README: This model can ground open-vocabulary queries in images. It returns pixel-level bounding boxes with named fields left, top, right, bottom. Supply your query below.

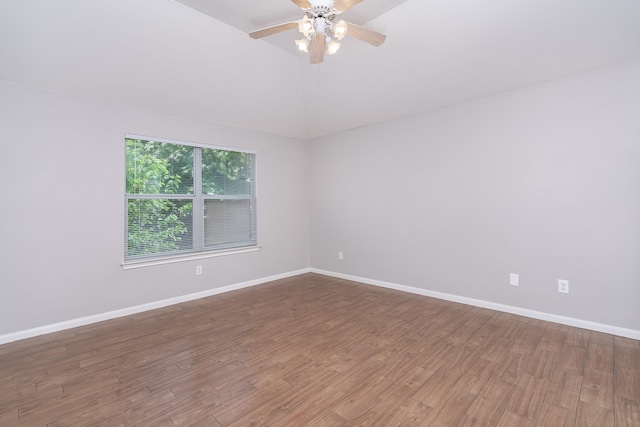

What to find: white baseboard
left=0, top=268, right=311, bottom=346
left=311, top=268, right=640, bottom=340
left=3, top=267, right=637, bottom=345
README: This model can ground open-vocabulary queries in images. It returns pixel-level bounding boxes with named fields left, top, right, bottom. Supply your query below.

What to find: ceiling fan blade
left=290, top=0, right=311, bottom=9
left=310, top=34, right=325, bottom=64
left=249, top=22, right=298, bottom=39
left=345, top=22, right=386, bottom=46
left=333, top=0, right=365, bottom=13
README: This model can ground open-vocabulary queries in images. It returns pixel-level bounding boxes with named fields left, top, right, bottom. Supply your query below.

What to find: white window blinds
left=125, top=136, right=256, bottom=262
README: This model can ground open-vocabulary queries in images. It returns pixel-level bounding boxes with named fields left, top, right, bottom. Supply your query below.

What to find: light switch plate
left=510, top=273, right=519, bottom=287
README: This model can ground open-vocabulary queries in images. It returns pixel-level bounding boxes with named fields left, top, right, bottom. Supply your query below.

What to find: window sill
left=121, top=245, right=262, bottom=270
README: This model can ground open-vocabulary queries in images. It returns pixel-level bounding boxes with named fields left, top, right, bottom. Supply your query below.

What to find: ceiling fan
left=249, top=0, right=386, bottom=64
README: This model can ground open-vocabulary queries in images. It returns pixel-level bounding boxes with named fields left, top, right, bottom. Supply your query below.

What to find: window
left=124, top=135, right=256, bottom=263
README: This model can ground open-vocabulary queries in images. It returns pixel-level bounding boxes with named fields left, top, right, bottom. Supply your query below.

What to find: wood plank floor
left=1, top=273, right=639, bottom=426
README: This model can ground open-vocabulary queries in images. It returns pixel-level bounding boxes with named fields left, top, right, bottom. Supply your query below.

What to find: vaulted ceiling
left=1, top=0, right=639, bottom=139
left=172, top=0, right=409, bottom=56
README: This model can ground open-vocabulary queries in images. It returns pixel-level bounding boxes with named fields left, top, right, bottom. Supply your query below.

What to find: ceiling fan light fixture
left=295, top=37, right=310, bottom=52
left=327, top=40, right=340, bottom=55
left=332, top=19, right=348, bottom=40
left=248, top=0, right=387, bottom=64
left=298, top=15, right=315, bottom=37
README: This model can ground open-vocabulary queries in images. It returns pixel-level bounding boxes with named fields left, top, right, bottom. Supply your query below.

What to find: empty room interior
left=1, top=0, right=639, bottom=425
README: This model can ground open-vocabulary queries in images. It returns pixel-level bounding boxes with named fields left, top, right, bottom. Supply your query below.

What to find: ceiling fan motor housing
left=308, top=0, right=335, bottom=9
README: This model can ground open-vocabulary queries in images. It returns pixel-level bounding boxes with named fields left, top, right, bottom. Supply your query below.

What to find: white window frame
left=122, top=134, right=259, bottom=269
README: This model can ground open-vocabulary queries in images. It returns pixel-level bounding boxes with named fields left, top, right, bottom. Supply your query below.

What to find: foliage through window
left=125, top=136, right=256, bottom=262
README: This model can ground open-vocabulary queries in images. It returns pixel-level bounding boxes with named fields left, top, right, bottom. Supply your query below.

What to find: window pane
left=127, top=199, right=193, bottom=258
left=204, top=199, right=254, bottom=248
left=201, top=149, right=253, bottom=195
left=126, top=138, right=193, bottom=195
left=124, top=135, right=257, bottom=263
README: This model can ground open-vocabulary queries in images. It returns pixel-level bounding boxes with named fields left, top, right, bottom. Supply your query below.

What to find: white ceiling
left=172, top=0, right=409, bottom=56
left=1, top=0, right=639, bottom=140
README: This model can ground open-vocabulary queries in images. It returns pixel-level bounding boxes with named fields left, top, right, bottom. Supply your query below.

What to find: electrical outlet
left=338, top=252, right=344, bottom=260
left=558, top=279, right=569, bottom=294
left=196, top=265, right=202, bottom=275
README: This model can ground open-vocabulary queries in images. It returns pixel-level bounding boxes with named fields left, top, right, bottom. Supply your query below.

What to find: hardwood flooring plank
left=227, top=371, right=343, bottom=426
left=494, top=351, right=531, bottom=384
left=269, top=386, right=346, bottom=426
left=545, top=368, right=583, bottom=411
left=496, top=410, right=536, bottom=427
left=615, top=396, right=640, bottom=427
left=615, top=336, right=640, bottom=403
left=557, top=344, right=587, bottom=374
left=534, top=402, right=569, bottom=427
left=536, top=328, right=567, bottom=353
left=565, top=327, right=591, bottom=349
left=332, top=375, right=394, bottom=420
left=378, top=365, right=436, bottom=404
left=212, top=379, right=293, bottom=426
left=525, top=348, right=560, bottom=381
left=420, top=387, right=476, bottom=426
left=0, top=273, right=638, bottom=426
left=0, top=407, right=18, bottom=426
left=580, top=367, right=614, bottom=410
left=412, top=365, right=464, bottom=408
left=505, top=374, right=549, bottom=421
left=304, top=410, right=349, bottom=427
left=464, top=376, right=515, bottom=425
left=511, top=324, right=545, bottom=356
left=454, top=357, right=495, bottom=395
left=586, top=342, right=614, bottom=373
left=575, top=400, right=615, bottom=427
left=380, top=398, right=434, bottom=426
left=337, top=397, right=401, bottom=426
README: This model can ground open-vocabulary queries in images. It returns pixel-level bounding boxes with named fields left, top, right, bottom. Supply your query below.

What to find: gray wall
left=0, top=81, right=310, bottom=336
left=2, top=58, right=639, bottom=338
left=310, top=59, right=640, bottom=331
